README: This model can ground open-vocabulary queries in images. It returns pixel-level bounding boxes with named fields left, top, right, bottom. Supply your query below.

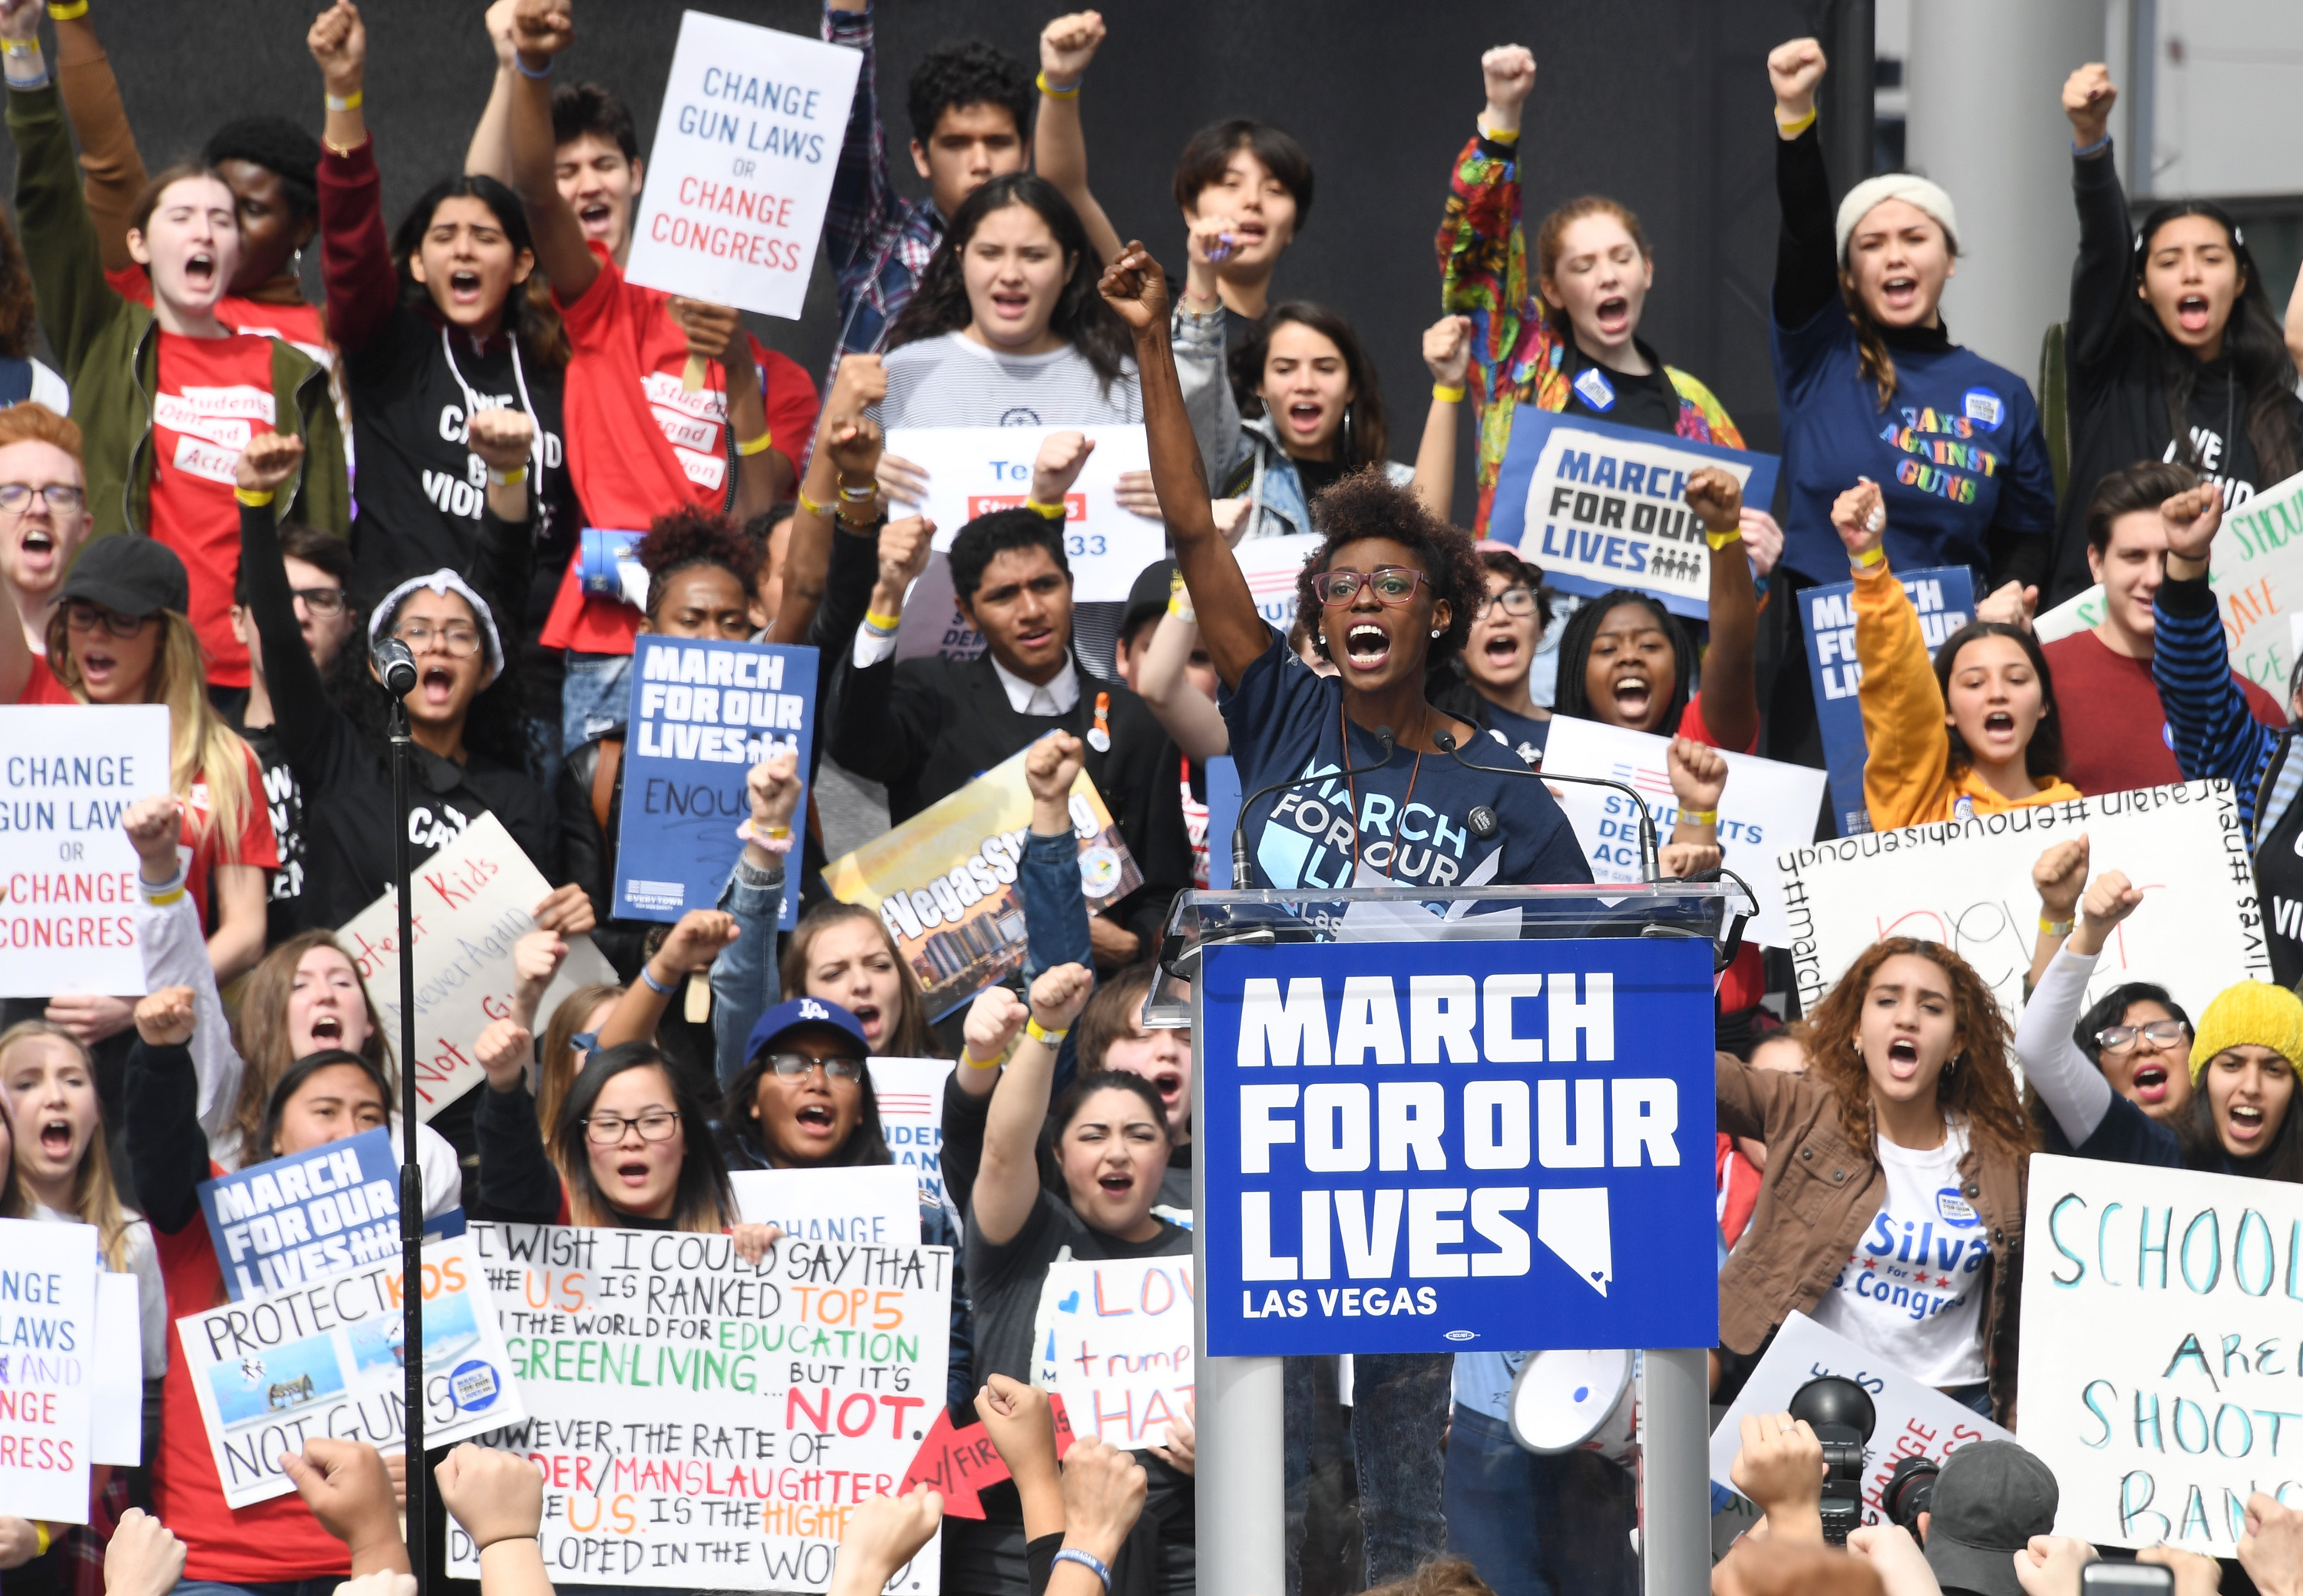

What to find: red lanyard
left=1339, top=702, right=1420, bottom=882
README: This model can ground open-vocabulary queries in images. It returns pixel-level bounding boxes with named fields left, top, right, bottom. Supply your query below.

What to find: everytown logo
left=1221, top=971, right=1679, bottom=1324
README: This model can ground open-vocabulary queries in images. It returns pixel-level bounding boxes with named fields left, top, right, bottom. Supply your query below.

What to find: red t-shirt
left=107, top=265, right=331, bottom=368
left=147, top=332, right=280, bottom=688
left=154, top=1208, right=353, bottom=1582
left=540, top=245, right=818, bottom=655
left=2042, top=627, right=2285, bottom=797
left=183, top=743, right=280, bottom=928
left=15, top=653, right=74, bottom=703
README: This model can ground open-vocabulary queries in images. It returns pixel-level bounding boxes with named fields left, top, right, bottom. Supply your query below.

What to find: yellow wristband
left=1167, top=589, right=1196, bottom=623
left=735, top=429, right=774, bottom=458
left=32, top=1522, right=51, bottom=1558
left=1680, top=808, right=1719, bottom=828
left=1776, top=106, right=1817, bottom=137
left=1478, top=119, right=1520, bottom=144
left=864, top=609, right=901, bottom=635
left=1704, top=527, right=1743, bottom=553
left=234, top=486, right=275, bottom=507
left=47, top=1, right=88, bottom=18
left=1851, top=544, right=1886, bottom=570
left=2, top=38, right=35, bottom=54
left=325, top=90, right=362, bottom=111
left=1026, top=1017, right=1068, bottom=1048
left=1036, top=70, right=1080, bottom=100
left=144, top=886, right=187, bottom=906
left=961, top=1046, right=1002, bottom=1071
left=1024, top=498, right=1068, bottom=520
left=796, top=489, right=831, bottom=518
left=1432, top=382, right=1466, bottom=404
left=2040, top=917, right=2073, bottom=937
left=487, top=464, right=527, bottom=487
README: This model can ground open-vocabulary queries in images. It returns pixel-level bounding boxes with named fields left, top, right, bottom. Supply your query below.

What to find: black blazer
left=829, top=645, right=1192, bottom=954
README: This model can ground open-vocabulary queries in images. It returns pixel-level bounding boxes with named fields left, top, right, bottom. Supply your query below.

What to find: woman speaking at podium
left=1099, top=243, right=1590, bottom=900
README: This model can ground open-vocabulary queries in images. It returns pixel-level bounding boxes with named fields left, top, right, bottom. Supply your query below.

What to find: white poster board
left=883, top=426, right=1160, bottom=602
left=1540, top=715, right=1826, bottom=949
left=175, top=1234, right=522, bottom=1508
left=868, top=1056, right=957, bottom=1213
left=1707, top=1310, right=2013, bottom=1524
left=335, top=814, right=616, bottom=1119
left=1776, top=779, right=2265, bottom=1023
left=0, top=704, right=170, bottom=997
left=1232, top=534, right=1324, bottom=631
left=1032, top=1257, right=1194, bottom=1452
left=894, top=554, right=986, bottom=665
left=0, top=1218, right=98, bottom=1521
left=90, top=1271, right=143, bottom=1466
left=622, top=12, right=862, bottom=319
left=2016, top=1152, right=2303, bottom=1552
left=731, top=1165, right=920, bottom=1244
left=454, top=1223, right=950, bottom=1591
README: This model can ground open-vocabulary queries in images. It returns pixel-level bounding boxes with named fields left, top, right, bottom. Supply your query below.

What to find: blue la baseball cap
left=745, top=996, right=871, bottom=1063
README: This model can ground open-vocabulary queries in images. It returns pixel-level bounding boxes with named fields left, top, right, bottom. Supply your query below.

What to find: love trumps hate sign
left=454, top=1224, right=952, bottom=1591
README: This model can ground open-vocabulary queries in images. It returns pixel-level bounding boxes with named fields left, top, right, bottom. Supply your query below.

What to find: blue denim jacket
left=710, top=856, right=786, bottom=1093
left=1019, top=825, right=1092, bottom=1089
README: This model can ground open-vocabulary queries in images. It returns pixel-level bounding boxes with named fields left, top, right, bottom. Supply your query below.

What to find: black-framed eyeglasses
left=583, top=1109, right=681, bottom=1145
left=1314, top=567, right=1426, bottom=608
left=2095, top=1019, right=2188, bottom=1054
left=394, top=620, right=482, bottom=657
left=0, top=483, right=84, bottom=514
left=766, top=1052, right=866, bottom=1082
left=292, top=586, right=348, bottom=617
left=65, top=602, right=152, bottom=637
left=1475, top=587, right=1538, bottom=618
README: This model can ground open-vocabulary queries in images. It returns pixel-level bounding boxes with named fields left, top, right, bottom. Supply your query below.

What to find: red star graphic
left=1862, top=1257, right=1880, bottom=1272
left=1935, top=1275, right=1952, bottom=1288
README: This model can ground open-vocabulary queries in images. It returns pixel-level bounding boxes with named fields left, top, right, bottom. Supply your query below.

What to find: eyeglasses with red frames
left=1313, top=567, right=1428, bottom=607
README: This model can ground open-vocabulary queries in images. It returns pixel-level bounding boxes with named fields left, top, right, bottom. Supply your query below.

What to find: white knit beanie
left=367, top=569, right=506, bottom=688
left=1835, top=173, right=1960, bottom=260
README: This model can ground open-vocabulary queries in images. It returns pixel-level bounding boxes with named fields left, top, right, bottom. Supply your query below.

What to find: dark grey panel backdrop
left=21, top=0, right=1837, bottom=505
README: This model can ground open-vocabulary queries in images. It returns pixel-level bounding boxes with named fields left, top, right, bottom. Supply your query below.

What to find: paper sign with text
left=1777, top=780, right=2265, bottom=1024
left=883, top=426, right=1159, bottom=603
left=822, top=745, right=1140, bottom=1021
left=1233, top=534, right=1323, bottom=630
left=615, top=635, right=818, bottom=927
left=2017, top=1153, right=2303, bottom=1552
left=454, top=1223, right=950, bottom=1591
left=1033, top=1257, right=1194, bottom=1452
left=336, top=814, right=616, bottom=1119
left=732, top=1165, right=920, bottom=1247
left=1539, top=716, right=1826, bottom=949
left=1485, top=411, right=1779, bottom=621
left=200, top=1127, right=402, bottom=1300
left=1799, top=567, right=1974, bottom=837
left=0, top=1218, right=97, bottom=1521
left=623, top=12, right=861, bottom=319
left=869, top=1057, right=957, bottom=1212
left=90, top=1271, right=140, bottom=1466
left=176, top=1234, right=520, bottom=1508
left=1707, top=1310, right=2011, bottom=1523
left=0, top=704, right=170, bottom=997
left=894, top=554, right=984, bottom=666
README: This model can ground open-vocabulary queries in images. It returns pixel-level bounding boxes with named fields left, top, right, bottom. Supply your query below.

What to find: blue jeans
left=1442, top=1406, right=1638, bottom=1596
left=561, top=649, right=632, bottom=757
left=1285, top=1353, right=1452, bottom=1591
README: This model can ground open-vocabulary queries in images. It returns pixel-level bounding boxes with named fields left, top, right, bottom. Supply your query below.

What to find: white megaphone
left=1507, top=1347, right=1637, bottom=1463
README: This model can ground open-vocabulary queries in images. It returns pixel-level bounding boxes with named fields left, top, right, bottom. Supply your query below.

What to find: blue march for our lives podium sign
left=1799, top=567, right=1973, bottom=837
left=615, top=635, right=818, bottom=927
left=1199, top=937, right=1719, bottom=1356
left=1485, top=410, right=1779, bottom=623
left=199, top=1128, right=462, bottom=1300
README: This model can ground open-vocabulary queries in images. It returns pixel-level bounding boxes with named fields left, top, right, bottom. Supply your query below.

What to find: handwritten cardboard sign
left=1776, top=779, right=2265, bottom=1023
left=0, top=704, right=170, bottom=997
left=176, top=1234, right=521, bottom=1508
left=623, top=12, right=861, bottom=319
left=335, top=815, right=616, bottom=1120
left=1033, top=1257, right=1194, bottom=1452
left=901, top=1394, right=1076, bottom=1519
left=455, top=1223, right=950, bottom=1591
left=0, top=1218, right=98, bottom=1521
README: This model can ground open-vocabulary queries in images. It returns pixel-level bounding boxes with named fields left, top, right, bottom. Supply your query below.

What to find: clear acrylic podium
left=1154, top=882, right=1743, bottom=1596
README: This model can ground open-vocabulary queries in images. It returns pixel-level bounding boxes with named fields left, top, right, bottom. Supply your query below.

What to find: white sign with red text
left=884, top=427, right=1159, bottom=603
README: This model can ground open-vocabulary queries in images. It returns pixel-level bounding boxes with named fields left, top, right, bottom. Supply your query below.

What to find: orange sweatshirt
left=1853, top=561, right=2081, bottom=828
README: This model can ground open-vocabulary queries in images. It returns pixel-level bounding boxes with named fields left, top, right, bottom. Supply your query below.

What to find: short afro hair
left=904, top=39, right=1034, bottom=150
left=552, top=82, right=639, bottom=164
left=1293, top=471, right=1483, bottom=667
left=202, top=117, right=320, bottom=222
left=949, top=507, right=1069, bottom=605
left=638, top=507, right=762, bottom=623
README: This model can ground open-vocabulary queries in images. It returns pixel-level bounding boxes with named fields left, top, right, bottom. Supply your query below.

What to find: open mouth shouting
left=1593, top=294, right=1631, bottom=339
left=1482, top=631, right=1525, bottom=672
left=15, top=524, right=57, bottom=576
left=183, top=249, right=217, bottom=295
left=578, top=200, right=615, bottom=237
left=1096, top=1167, right=1136, bottom=1200
left=791, top=1100, right=839, bottom=1142
left=1343, top=621, right=1390, bottom=673
left=1878, top=273, right=1920, bottom=315
left=2176, top=293, right=2212, bottom=334
left=2130, top=1060, right=2171, bottom=1105
left=309, top=1013, right=345, bottom=1046
left=1151, top=1069, right=1183, bottom=1112
left=1885, top=1036, right=1921, bottom=1082
left=2227, top=1100, right=2268, bottom=1145
left=38, top=1115, right=74, bottom=1163
left=849, top=1002, right=883, bottom=1046
left=78, top=640, right=121, bottom=690
left=448, top=269, right=485, bottom=307
left=1979, top=709, right=2017, bottom=748
left=988, top=287, right=1033, bottom=324
left=613, top=1155, right=654, bottom=1191
left=418, top=662, right=455, bottom=708
left=1611, top=671, right=1653, bottom=722
left=1284, top=399, right=1327, bottom=441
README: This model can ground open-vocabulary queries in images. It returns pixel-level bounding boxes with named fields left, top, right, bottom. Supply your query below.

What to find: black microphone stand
left=1430, top=729, right=1660, bottom=882
left=382, top=644, right=426, bottom=1585
left=1229, top=725, right=1396, bottom=888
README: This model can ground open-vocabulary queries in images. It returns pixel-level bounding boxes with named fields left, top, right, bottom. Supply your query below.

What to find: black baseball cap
left=1921, top=1440, right=2060, bottom=1596
left=1121, top=558, right=1179, bottom=646
left=59, top=537, right=189, bottom=619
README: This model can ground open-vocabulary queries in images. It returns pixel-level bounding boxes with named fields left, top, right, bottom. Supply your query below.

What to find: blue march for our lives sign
left=1799, top=567, right=1973, bottom=838
left=1198, top=937, right=1718, bottom=1356
left=201, top=1128, right=405, bottom=1300
left=615, top=635, right=818, bottom=927
left=1485, top=410, right=1779, bottom=623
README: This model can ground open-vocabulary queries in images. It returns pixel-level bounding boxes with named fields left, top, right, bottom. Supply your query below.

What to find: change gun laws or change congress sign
left=623, top=12, right=861, bottom=319
left=1483, top=411, right=1779, bottom=622
left=1198, top=937, right=1719, bottom=1356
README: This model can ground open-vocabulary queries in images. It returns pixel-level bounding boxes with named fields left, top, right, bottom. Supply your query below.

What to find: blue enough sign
left=1198, top=937, right=1719, bottom=1355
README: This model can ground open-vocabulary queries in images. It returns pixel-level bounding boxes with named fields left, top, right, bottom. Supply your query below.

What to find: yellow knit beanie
left=2188, top=980, right=2303, bottom=1082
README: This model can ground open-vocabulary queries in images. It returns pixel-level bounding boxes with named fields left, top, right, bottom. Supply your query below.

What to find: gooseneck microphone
left=1430, top=728, right=1660, bottom=884
left=373, top=636, right=418, bottom=697
left=1230, top=723, right=1397, bottom=889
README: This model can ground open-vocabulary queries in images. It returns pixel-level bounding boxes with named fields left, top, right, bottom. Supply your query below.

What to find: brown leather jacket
left=1716, top=1052, right=2027, bottom=1423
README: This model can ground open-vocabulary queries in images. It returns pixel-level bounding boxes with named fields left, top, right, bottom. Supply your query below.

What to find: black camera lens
left=1884, top=1455, right=1941, bottom=1538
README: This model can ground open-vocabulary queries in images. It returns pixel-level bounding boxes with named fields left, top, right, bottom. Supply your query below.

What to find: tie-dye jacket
left=1437, top=132, right=1743, bottom=534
